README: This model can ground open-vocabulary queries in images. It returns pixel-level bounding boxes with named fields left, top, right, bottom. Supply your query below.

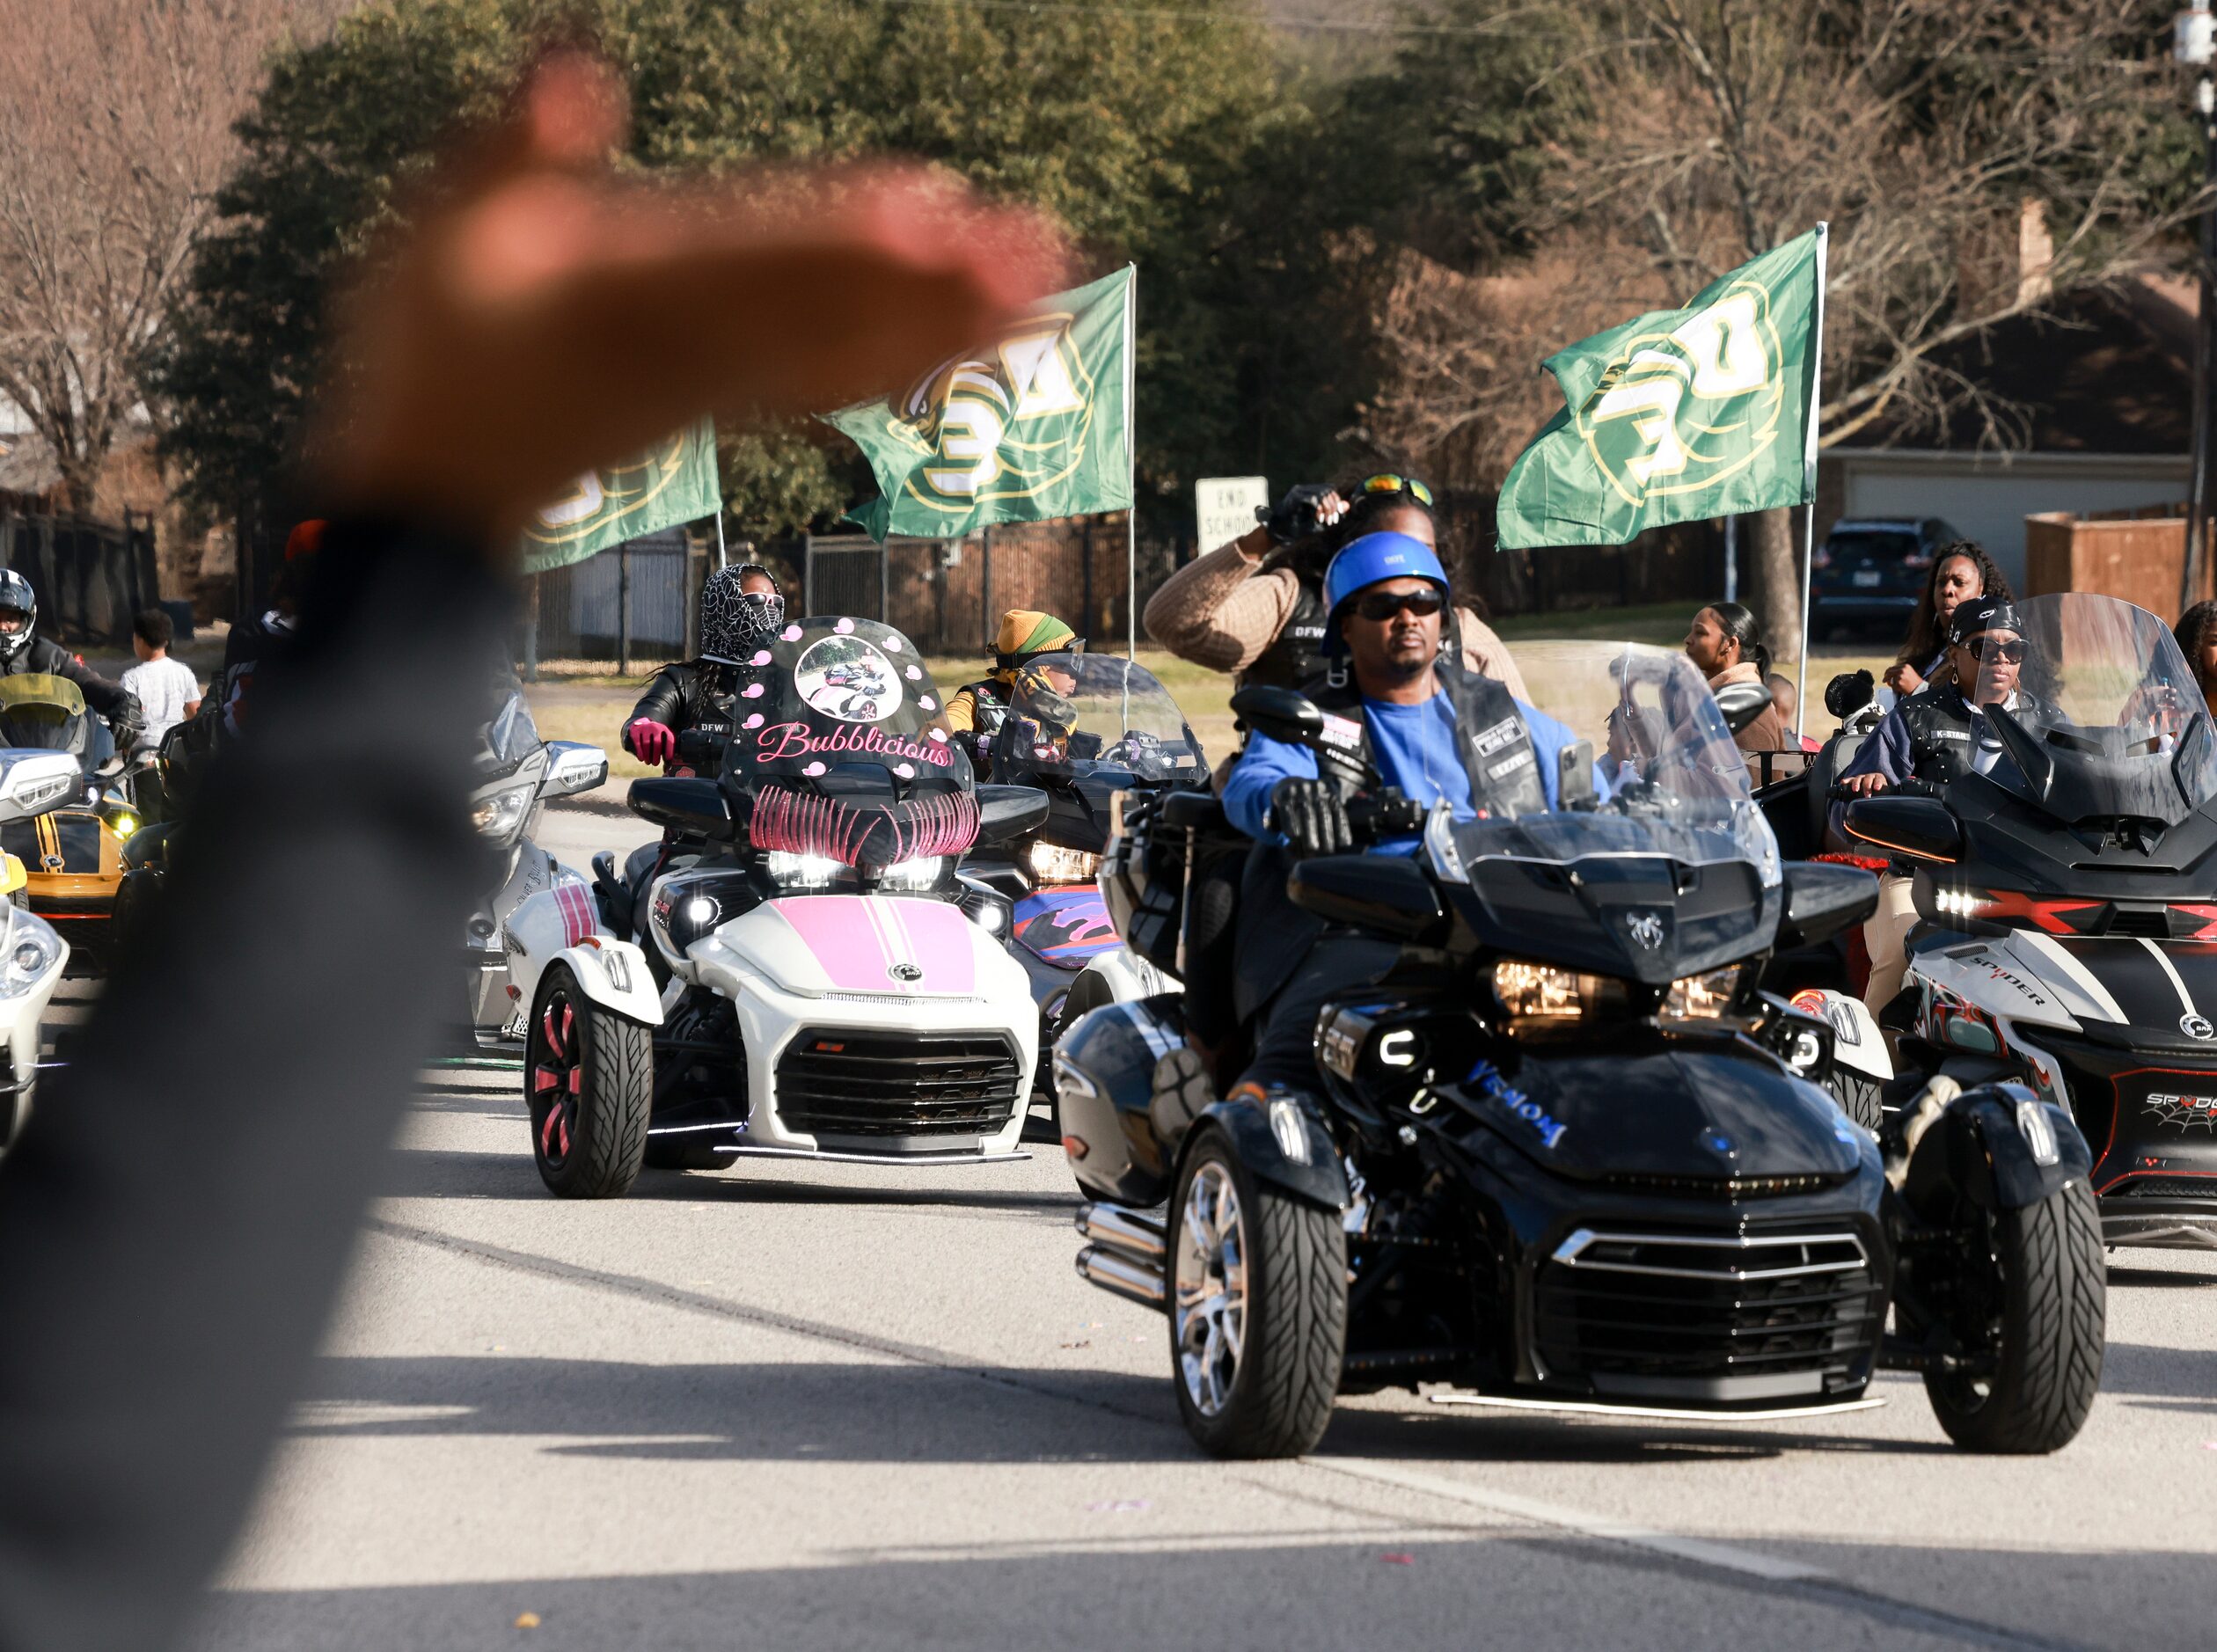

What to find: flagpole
left=714, top=510, right=728, bottom=572
left=1796, top=223, right=1829, bottom=740
left=1123, top=263, right=1138, bottom=662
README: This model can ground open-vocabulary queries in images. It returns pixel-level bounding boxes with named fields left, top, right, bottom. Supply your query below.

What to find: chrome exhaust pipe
left=1076, top=1245, right=1165, bottom=1310
left=1075, top=1202, right=1166, bottom=1261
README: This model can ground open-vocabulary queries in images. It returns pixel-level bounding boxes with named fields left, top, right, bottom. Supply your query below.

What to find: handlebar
left=674, top=729, right=721, bottom=768
left=1827, top=776, right=1938, bottom=801
left=1345, top=789, right=1426, bottom=843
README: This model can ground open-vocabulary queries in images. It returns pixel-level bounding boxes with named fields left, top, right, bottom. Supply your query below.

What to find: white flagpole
left=714, top=510, right=728, bottom=571
left=1123, top=263, right=1138, bottom=662
left=1796, top=223, right=1829, bottom=739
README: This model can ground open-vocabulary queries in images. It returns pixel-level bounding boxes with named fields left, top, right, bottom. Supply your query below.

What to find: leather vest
left=1304, top=660, right=1549, bottom=821
left=1241, top=575, right=1330, bottom=691
left=959, top=676, right=1012, bottom=736
left=1897, top=686, right=1977, bottom=785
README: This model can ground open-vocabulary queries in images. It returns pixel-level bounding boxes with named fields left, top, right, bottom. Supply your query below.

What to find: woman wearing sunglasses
left=1832, top=596, right=2031, bottom=1011
left=1141, top=472, right=1529, bottom=705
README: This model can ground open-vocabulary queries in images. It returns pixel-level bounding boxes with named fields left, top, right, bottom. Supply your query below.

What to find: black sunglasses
left=1353, top=472, right=1436, bottom=509
left=1968, top=635, right=2025, bottom=664
left=1353, top=588, right=1445, bottom=623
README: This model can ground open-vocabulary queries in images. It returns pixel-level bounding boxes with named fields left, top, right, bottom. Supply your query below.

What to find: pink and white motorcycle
left=503, top=616, right=1048, bottom=1197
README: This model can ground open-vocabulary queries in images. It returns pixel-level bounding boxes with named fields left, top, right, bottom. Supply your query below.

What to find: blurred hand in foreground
left=316, top=51, right=1065, bottom=543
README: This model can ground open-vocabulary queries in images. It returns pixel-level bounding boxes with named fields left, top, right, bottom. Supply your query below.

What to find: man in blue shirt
left=1222, top=530, right=1599, bottom=1093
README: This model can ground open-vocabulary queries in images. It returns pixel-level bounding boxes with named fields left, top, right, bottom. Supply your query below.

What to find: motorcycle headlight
left=763, top=851, right=843, bottom=890
left=876, top=855, right=945, bottom=891
left=1659, top=965, right=1746, bottom=1023
left=1491, top=959, right=1634, bottom=1037
left=0, top=913, right=61, bottom=998
left=471, top=782, right=536, bottom=844
left=1026, top=842, right=1101, bottom=886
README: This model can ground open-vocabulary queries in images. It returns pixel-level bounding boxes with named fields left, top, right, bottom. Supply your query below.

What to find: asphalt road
left=178, top=804, right=2217, bottom=1652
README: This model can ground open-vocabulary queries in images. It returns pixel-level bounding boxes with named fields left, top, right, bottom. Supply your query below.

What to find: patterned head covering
left=700, top=563, right=786, bottom=663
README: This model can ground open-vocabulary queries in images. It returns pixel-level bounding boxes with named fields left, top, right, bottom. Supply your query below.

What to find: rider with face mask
left=0, top=566, right=142, bottom=745
left=621, top=562, right=785, bottom=775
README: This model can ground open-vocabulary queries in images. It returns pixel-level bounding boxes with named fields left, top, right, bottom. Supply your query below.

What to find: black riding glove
left=1269, top=776, right=1351, bottom=856
left=1258, top=483, right=1336, bottom=546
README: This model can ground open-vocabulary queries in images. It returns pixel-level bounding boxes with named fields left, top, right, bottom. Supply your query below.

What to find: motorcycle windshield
left=0, top=673, right=88, bottom=754
left=721, top=617, right=977, bottom=866
left=1436, top=642, right=1781, bottom=887
left=477, top=683, right=542, bottom=777
left=1964, top=592, right=2217, bottom=825
left=989, top=652, right=1207, bottom=785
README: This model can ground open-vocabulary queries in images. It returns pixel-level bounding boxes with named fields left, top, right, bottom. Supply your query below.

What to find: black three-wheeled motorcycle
left=1052, top=643, right=2105, bottom=1458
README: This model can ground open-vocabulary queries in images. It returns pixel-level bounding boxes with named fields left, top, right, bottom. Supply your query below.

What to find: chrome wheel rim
left=1174, top=1160, right=1247, bottom=1418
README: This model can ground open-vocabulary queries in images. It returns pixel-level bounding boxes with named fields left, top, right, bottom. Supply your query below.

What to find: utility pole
left=2179, top=1, right=2216, bottom=614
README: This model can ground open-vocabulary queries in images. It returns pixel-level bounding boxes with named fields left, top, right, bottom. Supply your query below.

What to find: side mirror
left=628, top=776, right=733, bottom=839
left=1287, top=853, right=1444, bottom=941
left=1713, top=680, right=1773, bottom=735
left=543, top=740, right=609, bottom=798
left=1841, top=794, right=1961, bottom=863
left=975, top=783, right=1050, bottom=849
left=1557, top=740, right=1595, bottom=810
left=0, top=749, right=82, bottom=825
left=1825, top=669, right=1875, bottom=720
left=1230, top=685, right=1325, bottom=751
left=1774, top=860, right=1881, bottom=952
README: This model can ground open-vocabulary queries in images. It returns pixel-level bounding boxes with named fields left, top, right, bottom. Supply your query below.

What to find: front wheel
left=1925, top=1181, right=2105, bottom=1453
left=526, top=963, right=653, bottom=1198
left=1169, top=1131, right=1345, bottom=1458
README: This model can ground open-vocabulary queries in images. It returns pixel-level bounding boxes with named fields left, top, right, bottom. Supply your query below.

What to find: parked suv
left=1811, top=516, right=1965, bottom=635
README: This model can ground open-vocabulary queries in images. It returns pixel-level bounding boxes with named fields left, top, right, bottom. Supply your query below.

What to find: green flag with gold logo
left=522, top=419, right=721, bottom=574
left=825, top=266, right=1135, bottom=542
left=1496, top=228, right=1826, bottom=550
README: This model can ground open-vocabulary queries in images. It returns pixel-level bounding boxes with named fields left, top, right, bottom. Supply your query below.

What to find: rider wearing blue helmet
left=1220, top=530, right=1604, bottom=1092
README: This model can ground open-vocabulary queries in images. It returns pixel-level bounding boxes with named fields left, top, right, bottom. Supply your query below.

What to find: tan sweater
left=1708, top=659, right=1788, bottom=755
left=1144, top=533, right=1532, bottom=703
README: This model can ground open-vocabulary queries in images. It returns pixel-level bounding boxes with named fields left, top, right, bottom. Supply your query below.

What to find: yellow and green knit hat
left=992, top=610, right=1084, bottom=669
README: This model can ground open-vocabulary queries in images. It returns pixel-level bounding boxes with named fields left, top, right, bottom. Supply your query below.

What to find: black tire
left=526, top=963, right=653, bottom=1198
left=642, top=1135, right=729, bottom=1172
left=1827, top=1070, right=1884, bottom=1131
left=1168, top=1130, right=1345, bottom=1458
left=1925, top=1181, right=2105, bottom=1453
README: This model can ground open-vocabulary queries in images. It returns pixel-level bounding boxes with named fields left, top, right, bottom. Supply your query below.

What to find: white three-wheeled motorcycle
left=503, top=617, right=1047, bottom=1195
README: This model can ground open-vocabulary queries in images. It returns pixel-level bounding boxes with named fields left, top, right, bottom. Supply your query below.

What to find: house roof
left=1851, top=280, right=2191, bottom=456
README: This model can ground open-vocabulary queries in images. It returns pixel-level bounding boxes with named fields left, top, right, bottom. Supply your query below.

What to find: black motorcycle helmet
left=0, top=568, right=37, bottom=663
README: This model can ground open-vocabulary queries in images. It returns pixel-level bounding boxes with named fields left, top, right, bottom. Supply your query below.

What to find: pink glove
left=626, top=719, right=677, bottom=766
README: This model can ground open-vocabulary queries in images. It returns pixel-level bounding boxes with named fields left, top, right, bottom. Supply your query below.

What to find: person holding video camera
left=1141, top=474, right=1528, bottom=702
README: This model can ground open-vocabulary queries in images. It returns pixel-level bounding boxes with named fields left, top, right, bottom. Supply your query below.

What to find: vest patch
left=1489, top=749, right=1535, bottom=779
left=1470, top=716, right=1523, bottom=757
left=1317, top=713, right=1365, bottom=753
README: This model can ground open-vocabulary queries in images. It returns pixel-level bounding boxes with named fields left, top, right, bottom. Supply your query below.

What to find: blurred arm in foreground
left=0, top=55, right=1061, bottom=1652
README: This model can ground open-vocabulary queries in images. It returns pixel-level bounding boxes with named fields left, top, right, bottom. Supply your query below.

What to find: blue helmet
left=1321, top=531, right=1449, bottom=654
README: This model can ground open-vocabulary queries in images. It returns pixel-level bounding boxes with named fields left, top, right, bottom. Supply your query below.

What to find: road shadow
left=181, top=1533, right=2215, bottom=1652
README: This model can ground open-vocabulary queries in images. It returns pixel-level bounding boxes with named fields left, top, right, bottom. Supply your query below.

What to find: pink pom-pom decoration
left=743, top=713, right=764, bottom=730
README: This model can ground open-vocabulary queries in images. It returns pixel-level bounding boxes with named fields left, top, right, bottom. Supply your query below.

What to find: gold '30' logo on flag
left=1576, top=281, right=1787, bottom=508
left=888, top=311, right=1099, bottom=514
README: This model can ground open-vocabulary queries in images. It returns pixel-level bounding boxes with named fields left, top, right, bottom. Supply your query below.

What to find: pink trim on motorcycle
left=770, top=895, right=977, bottom=996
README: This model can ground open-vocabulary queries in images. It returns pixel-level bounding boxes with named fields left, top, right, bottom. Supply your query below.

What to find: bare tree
left=1363, top=0, right=2202, bottom=648
left=0, top=0, right=343, bottom=511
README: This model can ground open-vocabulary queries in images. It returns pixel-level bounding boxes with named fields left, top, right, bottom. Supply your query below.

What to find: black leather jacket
left=2, top=636, right=141, bottom=740
left=625, top=658, right=744, bottom=766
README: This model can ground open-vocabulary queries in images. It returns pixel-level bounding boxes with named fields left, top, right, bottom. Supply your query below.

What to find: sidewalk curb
left=547, top=791, right=636, bottom=819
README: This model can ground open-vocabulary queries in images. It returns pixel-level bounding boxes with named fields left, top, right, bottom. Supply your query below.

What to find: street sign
left=1195, top=475, right=1269, bottom=556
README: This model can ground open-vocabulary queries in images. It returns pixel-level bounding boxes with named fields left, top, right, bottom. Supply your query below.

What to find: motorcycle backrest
left=629, top=776, right=733, bottom=839
left=1230, top=685, right=1325, bottom=750
left=542, top=740, right=609, bottom=799
left=1774, top=860, right=1881, bottom=952
left=1841, top=793, right=1960, bottom=863
left=1713, top=679, right=1773, bottom=735
left=975, top=784, right=1050, bottom=849
left=1286, top=852, right=1444, bottom=940
left=0, top=749, right=82, bottom=824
